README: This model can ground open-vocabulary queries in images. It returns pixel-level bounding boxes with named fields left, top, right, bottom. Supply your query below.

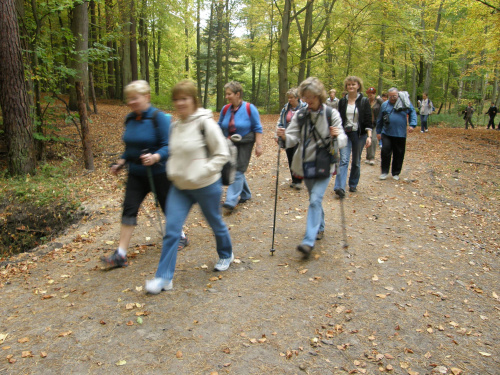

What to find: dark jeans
left=334, top=131, right=367, bottom=191
left=465, top=117, right=474, bottom=129
left=285, top=145, right=301, bottom=184
left=487, top=115, right=496, bottom=129
left=381, top=134, right=406, bottom=177
left=420, top=114, right=428, bottom=132
left=122, top=172, right=171, bottom=225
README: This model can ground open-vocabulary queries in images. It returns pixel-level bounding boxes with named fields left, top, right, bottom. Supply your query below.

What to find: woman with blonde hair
left=145, top=80, right=233, bottom=294
left=333, top=76, right=372, bottom=197
left=101, top=80, right=188, bottom=269
left=277, top=77, right=347, bottom=258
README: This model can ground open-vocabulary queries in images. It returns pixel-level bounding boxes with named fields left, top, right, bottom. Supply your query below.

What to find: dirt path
left=1, top=113, right=499, bottom=375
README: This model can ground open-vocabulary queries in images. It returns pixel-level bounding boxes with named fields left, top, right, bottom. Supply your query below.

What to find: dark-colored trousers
left=487, top=115, right=496, bottom=129
left=286, top=145, right=302, bottom=184
left=381, top=134, right=407, bottom=177
left=122, top=172, right=171, bottom=225
left=465, top=117, right=474, bottom=129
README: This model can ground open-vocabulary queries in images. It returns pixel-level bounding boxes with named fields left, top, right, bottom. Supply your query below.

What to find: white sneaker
left=393, top=175, right=400, bottom=181
left=214, top=253, right=234, bottom=271
left=379, top=173, right=388, bottom=180
left=369, top=160, right=375, bottom=165
left=364, top=160, right=370, bottom=164
left=145, top=278, right=173, bottom=294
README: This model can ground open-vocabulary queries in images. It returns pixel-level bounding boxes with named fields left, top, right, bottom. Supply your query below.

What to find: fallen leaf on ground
left=0, top=334, right=8, bottom=344
left=40, top=352, right=47, bottom=358
left=299, top=269, right=308, bottom=274
left=18, top=337, right=29, bottom=343
left=176, top=350, right=183, bottom=359
left=57, top=331, right=72, bottom=337
left=21, top=351, right=33, bottom=358
left=479, top=351, right=491, bottom=357
left=115, top=360, right=126, bottom=366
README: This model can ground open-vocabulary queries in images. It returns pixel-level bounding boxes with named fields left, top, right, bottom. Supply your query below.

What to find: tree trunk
left=89, top=71, right=98, bottom=114
left=75, top=81, right=94, bottom=170
left=215, top=0, right=225, bottom=110
left=266, top=1, right=274, bottom=112
left=151, top=19, right=161, bottom=96
left=278, top=0, right=291, bottom=109
left=105, top=0, right=115, bottom=98
left=120, top=0, right=132, bottom=90
left=297, top=0, right=312, bottom=84
left=69, top=0, right=89, bottom=110
left=377, top=24, right=386, bottom=95
left=0, top=0, right=36, bottom=175
left=423, top=0, right=444, bottom=93
left=138, top=0, right=149, bottom=81
left=130, top=0, right=138, bottom=81
left=203, top=0, right=215, bottom=108
left=196, top=0, right=202, bottom=99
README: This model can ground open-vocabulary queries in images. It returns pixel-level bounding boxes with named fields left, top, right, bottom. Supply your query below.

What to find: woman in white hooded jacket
left=146, top=80, right=233, bottom=294
left=277, top=77, right=347, bottom=258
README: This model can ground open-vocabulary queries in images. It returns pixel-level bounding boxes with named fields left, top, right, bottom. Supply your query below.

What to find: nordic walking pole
left=335, top=160, right=349, bottom=252
left=143, top=149, right=165, bottom=238
left=270, top=137, right=283, bottom=256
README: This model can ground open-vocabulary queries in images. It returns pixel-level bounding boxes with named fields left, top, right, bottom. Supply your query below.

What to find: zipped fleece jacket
left=284, top=104, right=347, bottom=178
left=167, top=108, right=229, bottom=190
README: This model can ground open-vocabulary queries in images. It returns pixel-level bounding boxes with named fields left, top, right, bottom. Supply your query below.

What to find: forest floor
left=0, top=103, right=499, bottom=375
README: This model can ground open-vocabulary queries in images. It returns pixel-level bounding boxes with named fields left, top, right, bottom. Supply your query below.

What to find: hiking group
left=102, top=76, right=422, bottom=294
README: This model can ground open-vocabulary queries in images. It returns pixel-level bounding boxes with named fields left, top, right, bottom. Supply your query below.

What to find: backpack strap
left=221, top=102, right=252, bottom=122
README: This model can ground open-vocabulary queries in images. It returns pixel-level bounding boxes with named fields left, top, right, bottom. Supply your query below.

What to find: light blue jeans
left=224, top=171, right=251, bottom=208
left=334, top=132, right=367, bottom=191
left=155, top=180, right=232, bottom=281
left=302, top=176, right=331, bottom=247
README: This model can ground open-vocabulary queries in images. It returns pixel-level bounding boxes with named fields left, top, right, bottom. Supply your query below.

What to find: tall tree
left=0, top=0, right=36, bottom=175
left=69, top=0, right=89, bottom=110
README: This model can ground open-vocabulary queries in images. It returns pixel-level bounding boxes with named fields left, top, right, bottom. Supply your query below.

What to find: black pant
left=465, top=117, right=474, bottom=129
left=381, top=134, right=406, bottom=177
left=122, top=172, right=171, bottom=225
left=285, top=145, right=301, bottom=184
left=487, top=115, right=496, bottom=129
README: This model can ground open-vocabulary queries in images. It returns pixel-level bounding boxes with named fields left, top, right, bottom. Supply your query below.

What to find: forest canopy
left=0, top=0, right=499, bottom=175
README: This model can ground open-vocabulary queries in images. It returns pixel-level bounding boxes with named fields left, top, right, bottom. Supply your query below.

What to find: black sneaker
left=101, top=250, right=128, bottom=269
left=349, top=187, right=357, bottom=193
left=297, top=244, right=313, bottom=259
left=334, top=189, right=346, bottom=198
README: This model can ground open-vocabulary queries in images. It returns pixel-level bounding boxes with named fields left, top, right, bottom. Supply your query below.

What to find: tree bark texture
left=69, top=0, right=89, bottom=110
left=75, top=81, right=94, bottom=170
left=0, top=0, right=36, bottom=175
left=278, top=0, right=291, bottom=109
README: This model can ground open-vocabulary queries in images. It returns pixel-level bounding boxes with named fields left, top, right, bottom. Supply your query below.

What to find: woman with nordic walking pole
left=277, top=77, right=347, bottom=258
left=101, top=80, right=188, bottom=269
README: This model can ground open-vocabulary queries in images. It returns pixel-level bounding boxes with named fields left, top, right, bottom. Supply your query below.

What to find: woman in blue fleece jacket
left=218, top=81, right=263, bottom=213
left=101, top=80, right=187, bottom=269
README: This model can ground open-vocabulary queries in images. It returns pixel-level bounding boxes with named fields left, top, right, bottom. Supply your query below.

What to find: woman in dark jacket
left=333, top=76, right=373, bottom=196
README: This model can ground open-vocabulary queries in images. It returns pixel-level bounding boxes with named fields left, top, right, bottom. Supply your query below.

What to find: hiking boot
left=297, top=244, right=313, bottom=259
left=392, top=175, right=400, bottom=181
left=316, top=231, right=324, bottom=241
left=334, top=189, right=345, bottom=198
left=222, top=203, right=234, bottom=215
left=349, top=186, right=357, bottom=193
left=238, top=198, right=250, bottom=204
left=101, top=250, right=128, bottom=269
left=214, top=253, right=234, bottom=271
left=145, top=277, right=173, bottom=294
left=379, top=173, right=388, bottom=180
left=178, top=236, right=189, bottom=251
left=293, top=183, right=302, bottom=190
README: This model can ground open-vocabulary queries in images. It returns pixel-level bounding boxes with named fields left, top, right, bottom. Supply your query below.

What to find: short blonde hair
left=343, top=76, right=364, bottom=93
left=224, top=81, right=243, bottom=97
left=286, top=87, right=299, bottom=98
left=172, top=80, right=200, bottom=108
left=124, top=80, right=151, bottom=96
left=329, top=89, right=336, bottom=94
left=298, top=77, right=327, bottom=103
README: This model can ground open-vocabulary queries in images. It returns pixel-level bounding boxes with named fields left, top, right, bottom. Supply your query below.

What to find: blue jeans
left=224, top=171, right=251, bottom=208
left=334, top=132, right=367, bottom=191
left=302, top=176, right=330, bottom=247
left=155, top=180, right=232, bottom=280
left=420, top=114, right=428, bottom=131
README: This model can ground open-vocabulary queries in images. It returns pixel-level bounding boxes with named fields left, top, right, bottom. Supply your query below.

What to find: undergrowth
left=0, top=159, right=85, bottom=258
